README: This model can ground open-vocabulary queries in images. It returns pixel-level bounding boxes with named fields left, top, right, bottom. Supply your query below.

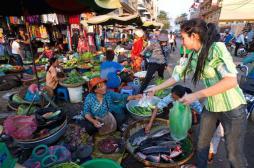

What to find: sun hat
left=134, top=29, right=144, bottom=38
left=95, top=0, right=122, bottom=9
left=88, top=77, right=106, bottom=92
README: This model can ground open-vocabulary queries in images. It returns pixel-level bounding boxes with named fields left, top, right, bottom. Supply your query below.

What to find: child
left=38, top=44, right=54, bottom=59
left=145, top=85, right=202, bottom=133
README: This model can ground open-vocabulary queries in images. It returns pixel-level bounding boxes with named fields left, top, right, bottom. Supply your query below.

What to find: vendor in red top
left=131, top=29, right=144, bottom=72
left=38, top=44, right=54, bottom=60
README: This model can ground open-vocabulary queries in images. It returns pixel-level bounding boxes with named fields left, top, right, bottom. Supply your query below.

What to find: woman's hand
left=144, top=87, right=156, bottom=97
left=179, top=93, right=199, bottom=105
left=92, top=120, right=103, bottom=128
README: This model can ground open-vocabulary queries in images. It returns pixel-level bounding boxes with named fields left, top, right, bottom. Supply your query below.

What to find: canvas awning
left=0, top=0, right=121, bottom=16
left=219, top=0, right=254, bottom=22
left=87, top=14, right=142, bottom=26
left=142, top=21, right=163, bottom=29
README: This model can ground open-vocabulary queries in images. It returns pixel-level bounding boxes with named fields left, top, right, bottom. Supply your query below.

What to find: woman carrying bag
left=146, top=19, right=247, bottom=168
left=139, top=30, right=170, bottom=93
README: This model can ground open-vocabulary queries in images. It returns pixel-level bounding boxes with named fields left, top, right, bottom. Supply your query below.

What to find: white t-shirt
left=168, top=34, right=175, bottom=43
left=236, top=34, right=245, bottom=45
left=11, top=41, right=20, bottom=55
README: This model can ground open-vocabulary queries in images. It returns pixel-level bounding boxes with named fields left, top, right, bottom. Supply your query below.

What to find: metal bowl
left=14, top=119, right=67, bottom=149
left=126, top=96, right=163, bottom=120
left=123, top=119, right=194, bottom=168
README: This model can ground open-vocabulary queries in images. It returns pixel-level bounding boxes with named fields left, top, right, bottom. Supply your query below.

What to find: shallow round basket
left=126, top=96, right=163, bottom=120
left=14, top=119, right=67, bottom=149
left=59, top=80, right=86, bottom=88
left=123, top=118, right=194, bottom=168
left=63, top=67, right=76, bottom=73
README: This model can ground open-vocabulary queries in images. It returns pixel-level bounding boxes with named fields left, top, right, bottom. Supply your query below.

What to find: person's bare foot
left=208, top=152, right=214, bottom=164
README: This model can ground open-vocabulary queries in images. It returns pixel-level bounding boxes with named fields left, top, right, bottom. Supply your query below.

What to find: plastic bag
left=169, top=101, right=192, bottom=141
left=4, top=115, right=37, bottom=139
left=138, top=94, right=152, bottom=107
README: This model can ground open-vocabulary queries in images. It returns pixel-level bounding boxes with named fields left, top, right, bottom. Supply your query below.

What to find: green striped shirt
left=172, top=42, right=246, bottom=112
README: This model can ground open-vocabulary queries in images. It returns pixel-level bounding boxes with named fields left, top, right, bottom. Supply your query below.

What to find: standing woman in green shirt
left=146, top=19, right=247, bottom=168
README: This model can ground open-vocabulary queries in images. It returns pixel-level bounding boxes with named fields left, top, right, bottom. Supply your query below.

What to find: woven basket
left=59, top=81, right=86, bottom=88
left=18, top=86, right=50, bottom=107
left=123, top=118, right=194, bottom=168
left=52, top=162, right=80, bottom=168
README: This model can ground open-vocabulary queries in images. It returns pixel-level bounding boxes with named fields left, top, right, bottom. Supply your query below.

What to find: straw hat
left=95, top=0, right=122, bottom=9
left=134, top=29, right=144, bottom=38
left=88, top=77, right=106, bottom=92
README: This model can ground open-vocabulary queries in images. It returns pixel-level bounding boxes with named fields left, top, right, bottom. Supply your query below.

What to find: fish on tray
left=137, top=152, right=161, bottom=163
left=136, top=145, right=183, bottom=163
left=129, top=128, right=170, bottom=146
left=134, top=140, right=179, bottom=153
left=161, top=146, right=183, bottom=162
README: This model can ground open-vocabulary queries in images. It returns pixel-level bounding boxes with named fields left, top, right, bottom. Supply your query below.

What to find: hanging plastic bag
left=169, top=101, right=192, bottom=141
left=138, top=93, right=152, bottom=107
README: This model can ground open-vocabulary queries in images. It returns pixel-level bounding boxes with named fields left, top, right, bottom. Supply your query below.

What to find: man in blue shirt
left=100, top=49, right=125, bottom=89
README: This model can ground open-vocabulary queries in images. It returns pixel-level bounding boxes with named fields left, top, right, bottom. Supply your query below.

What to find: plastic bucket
left=67, top=86, right=83, bottom=103
left=81, top=159, right=122, bottom=168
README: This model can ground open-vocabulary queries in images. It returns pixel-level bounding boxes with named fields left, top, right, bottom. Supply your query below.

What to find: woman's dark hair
left=181, top=19, right=219, bottom=85
left=46, top=57, right=57, bottom=71
left=171, top=85, right=193, bottom=98
left=105, top=49, right=115, bottom=61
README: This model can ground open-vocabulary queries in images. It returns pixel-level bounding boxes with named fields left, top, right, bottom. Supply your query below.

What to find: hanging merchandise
left=57, top=15, right=67, bottom=24
left=41, top=14, right=59, bottom=25
left=69, top=15, right=80, bottom=25
left=67, top=25, right=72, bottom=51
left=26, top=15, right=40, bottom=24
left=40, top=25, right=49, bottom=39
left=88, top=33, right=96, bottom=53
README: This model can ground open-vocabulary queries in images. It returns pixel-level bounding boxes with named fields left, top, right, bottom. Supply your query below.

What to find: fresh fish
left=132, top=136, right=148, bottom=146
left=136, top=152, right=161, bottom=163
left=136, top=152, right=146, bottom=160
left=139, top=133, right=172, bottom=147
left=129, top=128, right=146, bottom=146
left=146, top=154, right=161, bottom=163
left=149, top=128, right=170, bottom=138
left=161, top=145, right=183, bottom=161
left=130, top=128, right=170, bottom=146
left=134, top=140, right=178, bottom=153
left=157, top=141, right=179, bottom=147
left=141, top=146, right=171, bottom=155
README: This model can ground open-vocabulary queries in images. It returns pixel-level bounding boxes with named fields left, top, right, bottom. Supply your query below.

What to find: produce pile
left=79, top=52, right=93, bottom=63
left=128, top=105, right=155, bottom=117
left=83, top=71, right=100, bottom=79
left=0, top=64, right=23, bottom=73
left=78, top=63, right=93, bottom=69
left=63, top=70, right=85, bottom=85
left=63, top=124, right=87, bottom=152
left=128, top=127, right=192, bottom=164
left=38, top=57, right=48, bottom=65
left=63, top=58, right=78, bottom=69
